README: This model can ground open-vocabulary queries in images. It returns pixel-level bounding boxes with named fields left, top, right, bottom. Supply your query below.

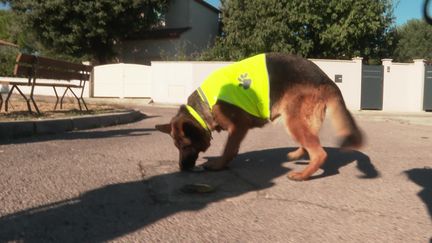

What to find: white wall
left=5, top=57, right=428, bottom=113
left=93, top=63, right=151, bottom=98
left=150, top=62, right=194, bottom=104
left=0, top=77, right=91, bottom=98
left=382, top=59, right=425, bottom=112
left=151, top=58, right=363, bottom=110
left=150, top=61, right=230, bottom=104
left=310, top=58, right=363, bottom=110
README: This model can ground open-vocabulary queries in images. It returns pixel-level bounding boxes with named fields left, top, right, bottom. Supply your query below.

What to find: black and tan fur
left=156, top=53, right=363, bottom=181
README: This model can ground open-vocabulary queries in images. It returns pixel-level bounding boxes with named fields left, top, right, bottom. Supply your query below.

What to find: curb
left=0, top=110, right=146, bottom=140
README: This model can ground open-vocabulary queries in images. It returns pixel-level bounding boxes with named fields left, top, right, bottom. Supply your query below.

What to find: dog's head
left=156, top=106, right=211, bottom=170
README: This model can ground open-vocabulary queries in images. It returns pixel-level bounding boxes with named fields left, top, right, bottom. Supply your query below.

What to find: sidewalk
left=353, top=110, right=432, bottom=126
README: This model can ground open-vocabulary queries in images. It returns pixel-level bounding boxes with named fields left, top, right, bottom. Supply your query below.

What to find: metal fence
left=424, top=65, right=432, bottom=111
left=361, top=65, right=384, bottom=110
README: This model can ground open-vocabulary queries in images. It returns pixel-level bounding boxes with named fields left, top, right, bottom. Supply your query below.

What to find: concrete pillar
left=383, top=58, right=426, bottom=112
left=381, top=59, right=393, bottom=111
left=381, top=59, right=393, bottom=74
left=352, top=57, right=363, bottom=110
left=413, top=59, right=426, bottom=111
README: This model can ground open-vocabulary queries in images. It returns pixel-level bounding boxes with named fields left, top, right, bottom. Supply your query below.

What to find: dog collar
left=185, top=105, right=211, bottom=133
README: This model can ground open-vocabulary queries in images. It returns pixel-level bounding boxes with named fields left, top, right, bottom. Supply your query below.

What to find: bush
left=0, top=46, right=19, bottom=76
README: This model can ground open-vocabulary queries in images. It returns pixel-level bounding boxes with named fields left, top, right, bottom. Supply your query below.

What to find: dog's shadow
left=313, top=147, right=379, bottom=179
left=215, top=147, right=379, bottom=182
left=0, top=147, right=378, bottom=242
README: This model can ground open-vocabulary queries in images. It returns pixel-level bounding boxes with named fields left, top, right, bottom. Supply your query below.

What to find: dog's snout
left=179, top=147, right=198, bottom=170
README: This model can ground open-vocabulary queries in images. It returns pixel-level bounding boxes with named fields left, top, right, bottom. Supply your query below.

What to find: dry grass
left=0, top=95, right=127, bottom=122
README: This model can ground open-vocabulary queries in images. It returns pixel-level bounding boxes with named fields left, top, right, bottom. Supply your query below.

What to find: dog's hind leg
left=286, top=119, right=327, bottom=180
left=287, top=147, right=306, bottom=161
left=283, top=95, right=327, bottom=181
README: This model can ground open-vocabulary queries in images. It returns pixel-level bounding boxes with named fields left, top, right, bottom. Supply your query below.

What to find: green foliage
left=0, top=10, right=20, bottom=46
left=202, top=0, right=396, bottom=61
left=6, top=0, right=169, bottom=64
left=0, top=10, right=19, bottom=76
left=393, top=19, right=432, bottom=62
left=0, top=9, right=58, bottom=57
left=0, top=46, right=19, bottom=76
left=0, top=10, right=10, bottom=40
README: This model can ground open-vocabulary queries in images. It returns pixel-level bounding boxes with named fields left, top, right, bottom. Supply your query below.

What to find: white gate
left=93, top=64, right=151, bottom=98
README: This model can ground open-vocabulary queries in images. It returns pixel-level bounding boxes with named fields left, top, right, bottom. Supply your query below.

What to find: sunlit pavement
left=0, top=105, right=431, bottom=242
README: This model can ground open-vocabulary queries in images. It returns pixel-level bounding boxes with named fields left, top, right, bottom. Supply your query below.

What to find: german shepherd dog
left=156, top=53, right=363, bottom=181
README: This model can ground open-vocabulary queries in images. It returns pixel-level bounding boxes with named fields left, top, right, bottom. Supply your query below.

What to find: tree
left=4, top=0, right=169, bottom=64
left=202, top=0, right=396, bottom=61
left=0, top=9, right=46, bottom=54
left=0, top=9, right=70, bottom=75
left=0, top=10, right=12, bottom=41
left=392, top=19, right=432, bottom=62
left=0, top=10, right=19, bottom=76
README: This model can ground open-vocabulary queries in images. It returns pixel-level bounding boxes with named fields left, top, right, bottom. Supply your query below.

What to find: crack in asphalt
left=137, top=162, right=147, bottom=180
left=137, top=162, right=162, bottom=205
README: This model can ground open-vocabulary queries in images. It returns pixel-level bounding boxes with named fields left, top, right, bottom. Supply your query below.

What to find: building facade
left=118, top=0, right=220, bottom=65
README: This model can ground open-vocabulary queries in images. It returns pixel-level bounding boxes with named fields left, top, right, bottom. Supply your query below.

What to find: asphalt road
left=0, top=105, right=431, bottom=242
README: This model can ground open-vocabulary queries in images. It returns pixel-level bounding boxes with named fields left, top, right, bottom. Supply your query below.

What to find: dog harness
left=185, top=105, right=210, bottom=132
left=195, top=54, right=270, bottom=121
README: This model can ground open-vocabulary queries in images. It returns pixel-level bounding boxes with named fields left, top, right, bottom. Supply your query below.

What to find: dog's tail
left=326, top=86, right=364, bottom=149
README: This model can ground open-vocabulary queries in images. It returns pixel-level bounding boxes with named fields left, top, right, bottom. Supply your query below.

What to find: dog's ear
left=155, top=124, right=172, bottom=134
left=182, top=122, right=201, bottom=140
left=182, top=121, right=211, bottom=151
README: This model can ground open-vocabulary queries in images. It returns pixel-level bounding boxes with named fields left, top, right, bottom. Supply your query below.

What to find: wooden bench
left=0, top=53, right=93, bottom=114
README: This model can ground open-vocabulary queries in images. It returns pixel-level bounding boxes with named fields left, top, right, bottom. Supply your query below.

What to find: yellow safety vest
left=197, top=54, right=270, bottom=119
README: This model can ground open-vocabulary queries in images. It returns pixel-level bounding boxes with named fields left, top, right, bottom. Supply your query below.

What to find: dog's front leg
left=204, top=126, right=248, bottom=170
left=204, top=102, right=250, bottom=170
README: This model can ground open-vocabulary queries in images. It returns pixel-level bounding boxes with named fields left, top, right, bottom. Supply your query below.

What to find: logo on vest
left=238, top=73, right=252, bottom=90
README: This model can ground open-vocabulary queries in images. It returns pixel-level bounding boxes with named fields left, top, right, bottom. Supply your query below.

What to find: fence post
left=414, top=59, right=426, bottom=111
left=381, top=59, right=392, bottom=111
left=381, top=59, right=393, bottom=73
left=352, top=57, right=363, bottom=110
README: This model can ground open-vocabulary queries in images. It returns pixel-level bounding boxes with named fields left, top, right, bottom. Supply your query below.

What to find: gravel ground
left=0, top=95, right=127, bottom=121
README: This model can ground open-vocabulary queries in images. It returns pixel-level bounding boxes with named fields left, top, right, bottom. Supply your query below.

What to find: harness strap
left=185, top=105, right=211, bottom=134
left=197, top=87, right=211, bottom=109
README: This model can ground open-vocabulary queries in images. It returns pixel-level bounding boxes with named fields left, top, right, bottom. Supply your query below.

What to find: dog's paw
left=287, top=153, right=301, bottom=161
left=287, top=171, right=308, bottom=181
